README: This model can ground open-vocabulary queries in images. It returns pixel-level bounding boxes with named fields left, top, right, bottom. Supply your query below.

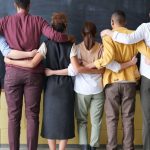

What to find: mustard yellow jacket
left=94, top=27, right=150, bottom=87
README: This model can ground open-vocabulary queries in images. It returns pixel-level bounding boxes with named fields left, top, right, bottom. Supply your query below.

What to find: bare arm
left=0, top=35, right=37, bottom=59
left=7, top=49, right=37, bottom=59
left=71, top=56, right=104, bottom=74
left=45, top=68, right=68, bottom=76
left=4, top=52, right=44, bottom=68
left=120, top=56, right=137, bottom=70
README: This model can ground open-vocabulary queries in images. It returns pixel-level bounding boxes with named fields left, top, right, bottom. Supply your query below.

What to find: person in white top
left=101, top=13, right=150, bottom=150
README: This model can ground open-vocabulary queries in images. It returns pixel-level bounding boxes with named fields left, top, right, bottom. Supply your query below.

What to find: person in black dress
left=41, top=12, right=75, bottom=150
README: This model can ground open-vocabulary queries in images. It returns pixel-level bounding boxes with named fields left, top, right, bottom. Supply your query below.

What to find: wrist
left=128, top=60, right=133, bottom=66
left=27, top=52, right=31, bottom=57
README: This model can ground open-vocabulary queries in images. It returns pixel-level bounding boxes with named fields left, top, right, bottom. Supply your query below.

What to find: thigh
left=90, top=92, right=104, bottom=121
left=104, top=84, right=120, bottom=117
left=75, top=93, right=91, bottom=120
left=24, top=73, right=43, bottom=116
left=121, top=83, right=136, bottom=115
left=4, top=70, right=24, bottom=117
left=140, top=76, right=150, bottom=118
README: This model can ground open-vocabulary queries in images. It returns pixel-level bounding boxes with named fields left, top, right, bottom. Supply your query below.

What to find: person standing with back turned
left=87, top=10, right=150, bottom=150
left=0, top=0, right=73, bottom=150
left=101, top=12, right=150, bottom=150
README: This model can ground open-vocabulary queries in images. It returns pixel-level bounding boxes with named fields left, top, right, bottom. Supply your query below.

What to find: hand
left=130, top=56, right=137, bottom=65
left=28, top=49, right=37, bottom=58
left=4, top=57, right=12, bottom=64
left=68, top=35, right=76, bottom=43
left=45, top=68, right=54, bottom=76
left=99, top=68, right=105, bottom=74
left=100, top=29, right=113, bottom=37
left=86, top=63, right=96, bottom=69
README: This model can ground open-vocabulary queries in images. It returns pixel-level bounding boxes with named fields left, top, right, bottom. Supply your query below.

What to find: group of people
left=0, top=0, right=150, bottom=150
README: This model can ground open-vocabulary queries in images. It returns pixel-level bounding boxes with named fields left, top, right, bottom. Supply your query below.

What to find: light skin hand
left=45, top=68, right=54, bottom=76
left=86, top=62, right=97, bottom=69
left=100, top=29, right=114, bottom=37
left=4, top=57, right=12, bottom=64
left=28, top=49, right=38, bottom=57
left=130, top=56, right=137, bottom=65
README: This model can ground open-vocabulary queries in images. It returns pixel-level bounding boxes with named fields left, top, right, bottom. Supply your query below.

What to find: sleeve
left=0, top=35, right=11, bottom=56
left=0, top=17, right=7, bottom=33
left=136, top=41, right=150, bottom=59
left=106, top=60, right=121, bottom=73
left=70, top=43, right=78, bottom=58
left=40, top=18, right=68, bottom=42
left=37, top=42, right=47, bottom=59
left=112, top=23, right=145, bottom=44
left=94, top=36, right=115, bottom=69
left=67, top=63, right=78, bottom=76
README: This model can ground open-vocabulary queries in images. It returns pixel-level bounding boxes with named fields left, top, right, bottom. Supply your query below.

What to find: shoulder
left=102, top=35, right=113, bottom=42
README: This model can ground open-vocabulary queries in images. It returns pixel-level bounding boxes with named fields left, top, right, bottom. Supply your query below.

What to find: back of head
left=51, top=12, right=67, bottom=33
left=111, top=10, right=126, bottom=26
left=14, top=0, right=30, bottom=10
left=82, top=21, right=97, bottom=38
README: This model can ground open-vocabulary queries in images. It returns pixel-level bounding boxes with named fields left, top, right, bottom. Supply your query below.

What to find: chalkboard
left=0, top=0, right=150, bottom=87
left=0, top=0, right=149, bottom=41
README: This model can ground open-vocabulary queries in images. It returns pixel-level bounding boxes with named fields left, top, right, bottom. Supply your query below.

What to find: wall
left=0, top=91, right=142, bottom=145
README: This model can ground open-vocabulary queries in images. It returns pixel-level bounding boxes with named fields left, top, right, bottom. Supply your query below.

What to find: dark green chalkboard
left=0, top=0, right=150, bottom=41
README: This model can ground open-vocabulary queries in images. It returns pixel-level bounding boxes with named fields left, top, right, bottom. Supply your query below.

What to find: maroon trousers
left=4, top=68, right=43, bottom=150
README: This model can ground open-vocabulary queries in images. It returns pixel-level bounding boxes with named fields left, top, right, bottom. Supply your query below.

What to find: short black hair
left=112, top=10, right=126, bottom=25
left=14, top=0, right=30, bottom=9
left=82, top=21, right=97, bottom=37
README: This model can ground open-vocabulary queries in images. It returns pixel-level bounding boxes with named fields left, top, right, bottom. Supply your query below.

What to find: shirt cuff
left=2, top=48, right=11, bottom=57
left=37, top=42, right=47, bottom=59
left=67, top=63, right=77, bottom=76
left=106, top=61, right=121, bottom=73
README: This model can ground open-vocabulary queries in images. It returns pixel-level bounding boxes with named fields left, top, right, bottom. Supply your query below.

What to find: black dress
left=41, top=39, right=75, bottom=139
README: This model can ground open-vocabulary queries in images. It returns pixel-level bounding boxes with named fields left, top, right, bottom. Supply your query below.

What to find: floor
left=0, top=147, right=143, bottom=150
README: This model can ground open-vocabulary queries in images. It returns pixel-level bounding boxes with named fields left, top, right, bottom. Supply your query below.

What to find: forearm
left=76, top=66, right=102, bottom=74
left=46, top=69, right=68, bottom=76
left=8, top=59, right=35, bottom=68
left=5, top=53, right=43, bottom=68
left=120, top=61, right=133, bottom=70
left=7, top=50, right=34, bottom=59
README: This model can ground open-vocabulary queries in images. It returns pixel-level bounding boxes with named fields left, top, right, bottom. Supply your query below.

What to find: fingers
left=131, top=56, right=138, bottom=64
